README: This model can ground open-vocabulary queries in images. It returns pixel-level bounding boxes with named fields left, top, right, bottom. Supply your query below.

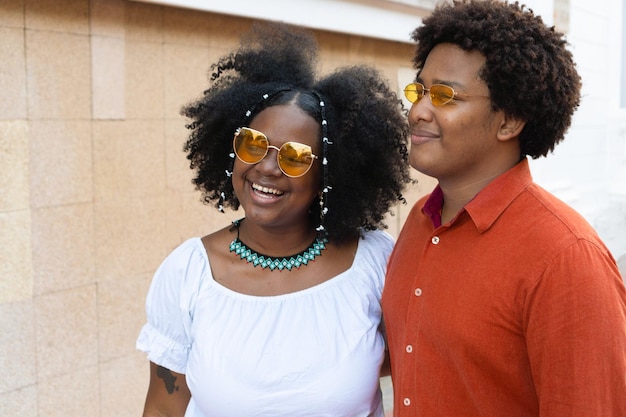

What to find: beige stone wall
left=0, top=0, right=434, bottom=415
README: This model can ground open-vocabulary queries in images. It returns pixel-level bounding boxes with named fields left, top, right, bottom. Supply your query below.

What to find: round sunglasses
left=233, top=127, right=319, bottom=178
left=404, top=82, right=490, bottom=106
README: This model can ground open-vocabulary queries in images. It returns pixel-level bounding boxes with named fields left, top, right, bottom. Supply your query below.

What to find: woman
left=137, top=22, right=412, bottom=417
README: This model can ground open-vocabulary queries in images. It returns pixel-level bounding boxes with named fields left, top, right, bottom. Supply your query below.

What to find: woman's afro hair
left=412, top=0, right=581, bottom=158
left=182, top=22, right=413, bottom=244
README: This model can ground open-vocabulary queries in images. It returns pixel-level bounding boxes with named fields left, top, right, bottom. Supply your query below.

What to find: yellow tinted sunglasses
left=233, top=127, right=318, bottom=178
left=403, top=82, right=490, bottom=106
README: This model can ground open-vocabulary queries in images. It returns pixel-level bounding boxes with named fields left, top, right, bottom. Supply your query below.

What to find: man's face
left=406, top=43, right=512, bottom=190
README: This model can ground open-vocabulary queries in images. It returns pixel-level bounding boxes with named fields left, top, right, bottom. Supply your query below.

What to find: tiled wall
left=0, top=0, right=433, bottom=415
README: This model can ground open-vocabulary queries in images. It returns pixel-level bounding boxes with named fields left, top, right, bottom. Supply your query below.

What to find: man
left=381, top=1, right=626, bottom=416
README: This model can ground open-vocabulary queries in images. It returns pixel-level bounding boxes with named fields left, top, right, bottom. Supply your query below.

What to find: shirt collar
left=423, top=186, right=444, bottom=228
left=422, top=158, right=533, bottom=232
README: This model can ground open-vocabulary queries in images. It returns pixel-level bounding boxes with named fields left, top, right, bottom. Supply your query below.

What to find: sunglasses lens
left=234, top=128, right=315, bottom=177
left=278, top=142, right=315, bottom=177
left=403, top=83, right=424, bottom=103
left=430, top=85, right=455, bottom=106
left=234, top=128, right=268, bottom=164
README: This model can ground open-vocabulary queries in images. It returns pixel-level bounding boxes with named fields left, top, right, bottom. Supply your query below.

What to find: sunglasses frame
left=404, top=82, right=490, bottom=106
left=233, top=127, right=319, bottom=178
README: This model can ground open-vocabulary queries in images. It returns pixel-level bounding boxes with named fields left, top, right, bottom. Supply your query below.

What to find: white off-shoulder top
left=137, top=229, right=393, bottom=417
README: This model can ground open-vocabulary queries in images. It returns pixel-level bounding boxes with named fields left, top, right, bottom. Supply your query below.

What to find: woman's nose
left=255, top=147, right=282, bottom=176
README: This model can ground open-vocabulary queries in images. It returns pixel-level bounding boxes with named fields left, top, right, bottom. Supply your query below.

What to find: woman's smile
left=251, top=181, right=285, bottom=197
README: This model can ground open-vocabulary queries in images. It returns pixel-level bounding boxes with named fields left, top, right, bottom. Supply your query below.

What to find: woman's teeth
left=252, top=183, right=284, bottom=196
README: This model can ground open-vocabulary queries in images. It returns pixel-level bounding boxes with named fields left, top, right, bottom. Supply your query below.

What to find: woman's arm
left=142, top=362, right=191, bottom=417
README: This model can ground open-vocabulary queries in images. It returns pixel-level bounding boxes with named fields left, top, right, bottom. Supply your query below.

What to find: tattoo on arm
left=156, top=365, right=180, bottom=394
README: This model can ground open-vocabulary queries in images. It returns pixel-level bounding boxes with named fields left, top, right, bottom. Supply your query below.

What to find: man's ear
left=497, top=115, right=526, bottom=142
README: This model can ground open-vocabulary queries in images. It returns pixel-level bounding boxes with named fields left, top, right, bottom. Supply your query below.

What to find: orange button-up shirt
left=382, top=159, right=626, bottom=417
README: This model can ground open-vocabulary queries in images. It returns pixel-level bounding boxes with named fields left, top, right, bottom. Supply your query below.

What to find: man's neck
left=438, top=170, right=508, bottom=224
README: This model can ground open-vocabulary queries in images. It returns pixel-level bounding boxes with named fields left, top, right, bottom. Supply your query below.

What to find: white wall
left=526, top=0, right=626, bottom=264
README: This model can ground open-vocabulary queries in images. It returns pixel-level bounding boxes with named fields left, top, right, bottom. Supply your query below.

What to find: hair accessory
left=312, top=92, right=330, bottom=236
left=217, top=153, right=236, bottom=212
left=218, top=191, right=226, bottom=212
left=229, top=219, right=327, bottom=271
left=226, top=151, right=235, bottom=178
left=242, top=90, right=291, bottom=126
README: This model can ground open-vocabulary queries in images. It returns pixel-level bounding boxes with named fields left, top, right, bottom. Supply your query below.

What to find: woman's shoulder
left=351, top=229, right=395, bottom=272
left=162, top=237, right=207, bottom=265
left=162, top=223, right=232, bottom=271
left=359, top=229, right=395, bottom=253
left=152, top=237, right=211, bottom=288
left=330, top=229, right=393, bottom=295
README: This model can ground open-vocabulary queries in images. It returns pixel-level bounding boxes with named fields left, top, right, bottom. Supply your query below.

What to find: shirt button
left=403, top=397, right=411, bottom=406
left=405, top=344, right=413, bottom=353
left=414, top=288, right=422, bottom=296
left=431, top=236, right=440, bottom=244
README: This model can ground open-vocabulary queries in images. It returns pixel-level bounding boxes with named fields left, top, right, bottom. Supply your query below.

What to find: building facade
left=0, top=0, right=624, bottom=416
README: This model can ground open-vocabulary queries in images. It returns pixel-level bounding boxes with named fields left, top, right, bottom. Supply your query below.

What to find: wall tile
left=0, top=27, right=27, bottom=120
left=0, top=385, right=37, bottom=417
left=163, top=6, right=211, bottom=45
left=206, top=14, right=252, bottom=53
left=125, top=40, right=164, bottom=119
left=165, top=188, right=239, bottom=245
left=37, top=366, right=99, bottom=417
left=26, top=30, right=91, bottom=120
left=0, top=0, right=25, bottom=28
left=92, top=120, right=165, bottom=201
left=0, top=120, right=29, bottom=211
left=90, top=0, right=125, bottom=38
left=31, top=203, right=95, bottom=295
left=163, top=43, right=210, bottom=120
left=316, top=30, right=350, bottom=69
left=98, top=272, right=151, bottom=362
left=91, top=36, right=126, bottom=120
left=346, top=36, right=413, bottom=68
left=125, top=0, right=162, bottom=42
left=0, top=301, right=36, bottom=393
left=35, top=285, right=98, bottom=379
left=29, top=120, right=92, bottom=208
left=94, top=196, right=168, bottom=280
left=100, top=352, right=148, bottom=417
left=25, top=0, right=88, bottom=34
left=0, top=210, right=33, bottom=303
left=164, top=119, right=193, bottom=191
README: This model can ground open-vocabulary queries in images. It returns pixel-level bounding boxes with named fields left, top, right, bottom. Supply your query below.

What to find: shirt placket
left=397, top=231, right=441, bottom=415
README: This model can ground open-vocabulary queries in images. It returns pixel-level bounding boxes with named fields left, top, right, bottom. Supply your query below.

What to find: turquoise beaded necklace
left=229, top=219, right=327, bottom=271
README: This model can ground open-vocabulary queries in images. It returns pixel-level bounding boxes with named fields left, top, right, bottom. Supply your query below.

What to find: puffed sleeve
left=359, top=229, right=395, bottom=295
left=136, top=238, right=208, bottom=374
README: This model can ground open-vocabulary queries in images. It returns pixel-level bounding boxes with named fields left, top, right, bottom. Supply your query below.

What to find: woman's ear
left=497, top=115, right=526, bottom=142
